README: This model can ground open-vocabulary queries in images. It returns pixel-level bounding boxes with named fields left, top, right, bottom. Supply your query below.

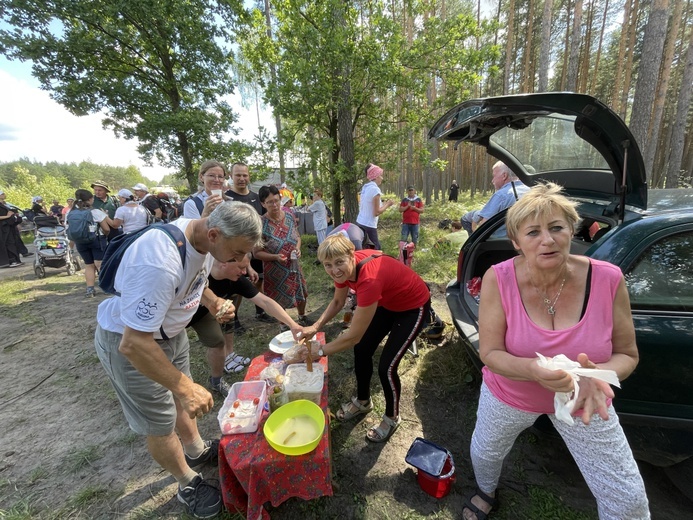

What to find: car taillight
left=456, top=248, right=465, bottom=282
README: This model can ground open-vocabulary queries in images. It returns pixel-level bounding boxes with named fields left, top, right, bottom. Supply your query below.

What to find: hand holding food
left=214, top=299, right=235, bottom=323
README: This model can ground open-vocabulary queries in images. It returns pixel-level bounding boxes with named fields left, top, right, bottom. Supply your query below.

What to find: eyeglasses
left=263, top=199, right=281, bottom=206
left=204, top=175, right=225, bottom=181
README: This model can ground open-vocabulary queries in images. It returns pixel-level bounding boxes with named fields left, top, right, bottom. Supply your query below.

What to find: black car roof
left=429, top=93, right=647, bottom=210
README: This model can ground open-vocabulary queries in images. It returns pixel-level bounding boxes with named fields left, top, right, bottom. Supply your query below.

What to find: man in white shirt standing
left=94, top=201, right=262, bottom=519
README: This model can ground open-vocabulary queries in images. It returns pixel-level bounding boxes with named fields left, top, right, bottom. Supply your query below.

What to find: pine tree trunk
left=665, top=20, right=693, bottom=188
left=579, top=0, right=594, bottom=93
left=504, top=0, right=516, bottom=94
left=522, top=0, right=535, bottom=92
left=538, top=0, right=553, bottom=92
left=567, top=0, right=583, bottom=91
left=645, top=0, right=682, bottom=183
left=629, top=0, right=670, bottom=184
left=561, top=0, right=572, bottom=90
left=620, top=0, right=641, bottom=119
left=590, top=0, right=610, bottom=92
left=612, top=0, right=631, bottom=113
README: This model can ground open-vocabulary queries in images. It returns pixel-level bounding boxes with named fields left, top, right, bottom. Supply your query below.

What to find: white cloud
left=0, top=68, right=173, bottom=181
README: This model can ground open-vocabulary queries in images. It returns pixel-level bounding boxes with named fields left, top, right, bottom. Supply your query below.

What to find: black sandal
left=463, top=487, right=497, bottom=520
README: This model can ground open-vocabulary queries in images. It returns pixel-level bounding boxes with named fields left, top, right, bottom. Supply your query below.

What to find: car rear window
left=490, top=113, right=611, bottom=174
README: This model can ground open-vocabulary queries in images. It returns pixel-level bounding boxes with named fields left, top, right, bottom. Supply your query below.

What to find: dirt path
left=0, top=264, right=691, bottom=519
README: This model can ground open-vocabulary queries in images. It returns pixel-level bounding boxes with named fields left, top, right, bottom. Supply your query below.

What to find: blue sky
left=0, top=56, right=264, bottom=182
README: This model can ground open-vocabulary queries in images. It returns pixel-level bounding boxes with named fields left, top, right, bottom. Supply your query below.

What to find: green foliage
left=238, top=0, right=498, bottom=213
left=0, top=0, right=252, bottom=191
left=0, top=159, right=154, bottom=208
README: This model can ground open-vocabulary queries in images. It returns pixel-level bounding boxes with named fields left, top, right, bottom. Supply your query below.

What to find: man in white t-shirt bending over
left=94, top=201, right=262, bottom=519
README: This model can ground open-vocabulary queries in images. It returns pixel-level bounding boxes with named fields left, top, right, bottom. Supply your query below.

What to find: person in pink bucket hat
left=355, top=163, right=394, bottom=250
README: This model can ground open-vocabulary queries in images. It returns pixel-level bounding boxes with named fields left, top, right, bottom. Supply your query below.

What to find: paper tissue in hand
left=535, top=353, right=620, bottom=425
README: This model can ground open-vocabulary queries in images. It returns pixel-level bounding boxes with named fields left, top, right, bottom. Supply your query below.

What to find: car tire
left=663, top=457, right=693, bottom=501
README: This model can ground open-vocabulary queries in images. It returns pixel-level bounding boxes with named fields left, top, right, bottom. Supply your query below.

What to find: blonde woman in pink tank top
left=463, top=183, right=649, bottom=520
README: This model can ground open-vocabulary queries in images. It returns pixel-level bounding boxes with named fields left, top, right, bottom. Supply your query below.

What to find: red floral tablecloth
left=219, top=334, right=332, bottom=519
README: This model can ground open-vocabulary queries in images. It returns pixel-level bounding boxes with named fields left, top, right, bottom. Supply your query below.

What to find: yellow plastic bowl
left=263, top=399, right=325, bottom=456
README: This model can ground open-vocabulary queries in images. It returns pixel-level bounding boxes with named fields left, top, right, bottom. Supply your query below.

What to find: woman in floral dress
left=254, top=185, right=311, bottom=326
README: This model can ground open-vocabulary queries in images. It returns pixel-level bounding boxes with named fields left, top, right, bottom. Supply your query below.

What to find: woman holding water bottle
left=255, top=185, right=311, bottom=326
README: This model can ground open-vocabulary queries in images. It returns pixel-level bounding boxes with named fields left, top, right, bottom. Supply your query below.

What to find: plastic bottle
left=290, top=249, right=299, bottom=271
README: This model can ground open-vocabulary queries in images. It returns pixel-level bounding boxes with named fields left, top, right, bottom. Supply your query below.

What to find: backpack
left=325, top=204, right=333, bottom=226
left=186, top=195, right=204, bottom=217
left=98, top=224, right=186, bottom=297
left=66, top=208, right=97, bottom=244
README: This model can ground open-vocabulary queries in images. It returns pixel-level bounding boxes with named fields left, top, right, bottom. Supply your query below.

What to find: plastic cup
left=211, top=189, right=222, bottom=197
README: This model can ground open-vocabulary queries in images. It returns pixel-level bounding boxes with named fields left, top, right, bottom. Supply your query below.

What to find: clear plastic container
left=218, top=381, right=268, bottom=435
left=284, top=364, right=324, bottom=404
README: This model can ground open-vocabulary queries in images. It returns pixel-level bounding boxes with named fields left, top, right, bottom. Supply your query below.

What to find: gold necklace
left=527, top=265, right=567, bottom=316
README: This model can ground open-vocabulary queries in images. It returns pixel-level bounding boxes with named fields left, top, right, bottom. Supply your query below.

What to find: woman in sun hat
left=355, top=163, right=395, bottom=250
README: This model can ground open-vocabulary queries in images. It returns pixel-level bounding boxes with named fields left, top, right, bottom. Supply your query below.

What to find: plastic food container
left=284, top=364, right=324, bottom=404
left=405, top=437, right=456, bottom=498
left=218, top=381, right=267, bottom=435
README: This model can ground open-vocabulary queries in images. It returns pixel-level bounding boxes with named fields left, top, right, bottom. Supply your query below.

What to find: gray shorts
left=94, top=324, right=192, bottom=436
left=190, top=312, right=225, bottom=349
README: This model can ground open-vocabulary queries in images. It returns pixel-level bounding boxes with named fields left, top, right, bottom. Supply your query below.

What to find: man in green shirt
left=91, top=180, right=118, bottom=218
left=91, top=180, right=120, bottom=239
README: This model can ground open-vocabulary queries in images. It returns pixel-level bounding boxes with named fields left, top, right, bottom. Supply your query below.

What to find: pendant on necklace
left=547, top=306, right=556, bottom=315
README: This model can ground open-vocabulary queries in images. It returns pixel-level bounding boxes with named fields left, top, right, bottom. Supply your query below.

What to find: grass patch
left=27, top=467, right=49, bottom=485
left=64, top=445, right=103, bottom=473
left=0, top=500, right=38, bottom=520
left=0, top=279, right=31, bottom=306
left=526, top=485, right=597, bottom=519
left=69, top=485, right=111, bottom=507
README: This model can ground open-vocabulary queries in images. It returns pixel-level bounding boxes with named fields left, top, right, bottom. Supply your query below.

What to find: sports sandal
left=366, top=414, right=401, bottom=443
left=336, top=397, right=373, bottom=421
left=224, top=354, right=250, bottom=374
left=463, top=487, right=498, bottom=520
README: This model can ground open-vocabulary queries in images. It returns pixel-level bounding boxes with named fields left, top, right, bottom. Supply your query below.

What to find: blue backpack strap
left=186, top=195, right=204, bottom=216
left=159, top=223, right=187, bottom=269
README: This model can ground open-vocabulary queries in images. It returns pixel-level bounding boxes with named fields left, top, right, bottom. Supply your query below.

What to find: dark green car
left=429, top=93, right=693, bottom=498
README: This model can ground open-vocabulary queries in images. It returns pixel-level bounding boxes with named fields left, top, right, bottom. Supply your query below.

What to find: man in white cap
left=132, top=183, right=162, bottom=220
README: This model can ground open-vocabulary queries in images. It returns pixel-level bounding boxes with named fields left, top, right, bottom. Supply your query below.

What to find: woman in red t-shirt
left=300, top=234, right=431, bottom=443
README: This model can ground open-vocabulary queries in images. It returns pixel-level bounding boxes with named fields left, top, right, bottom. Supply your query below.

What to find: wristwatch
left=318, top=347, right=325, bottom=357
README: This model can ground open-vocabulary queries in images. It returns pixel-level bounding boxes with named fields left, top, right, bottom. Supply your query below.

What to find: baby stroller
left=32, top=216, right=81, bottom=279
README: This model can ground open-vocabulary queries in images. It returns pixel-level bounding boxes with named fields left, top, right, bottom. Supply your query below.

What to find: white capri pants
left=471, top=382, right=650, bottom=520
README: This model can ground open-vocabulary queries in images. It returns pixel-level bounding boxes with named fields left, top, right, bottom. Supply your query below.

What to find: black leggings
left=354, top=300, right=430, bottom=417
